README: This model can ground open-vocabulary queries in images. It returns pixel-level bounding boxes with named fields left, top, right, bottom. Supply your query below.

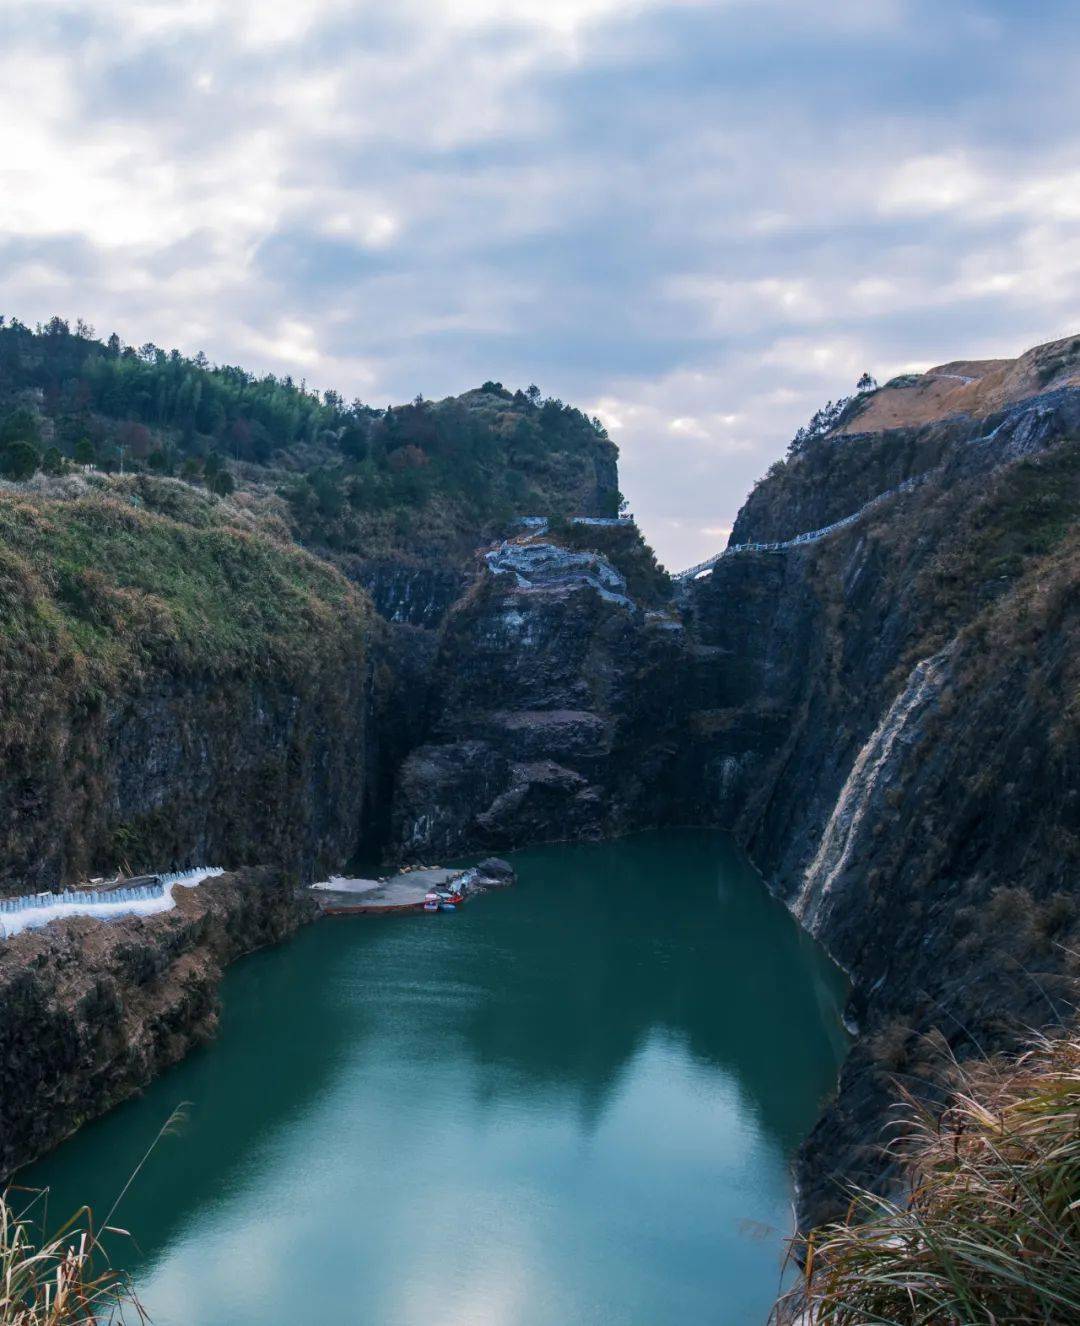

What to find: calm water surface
left=25, top=830, right=848, bottom=1325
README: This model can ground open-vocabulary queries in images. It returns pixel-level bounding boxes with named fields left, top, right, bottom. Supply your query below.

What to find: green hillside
left=0, top=317, right=619, bottom=558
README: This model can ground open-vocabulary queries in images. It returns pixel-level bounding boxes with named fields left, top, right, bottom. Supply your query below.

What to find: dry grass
left=833, top=334, right=1080, bottom=437
left=0, top=1194, right=144, bottom=1325
left=0, top=1107, right=188, bottom=1324
left=778, top=1032, right=1080, bottom=1324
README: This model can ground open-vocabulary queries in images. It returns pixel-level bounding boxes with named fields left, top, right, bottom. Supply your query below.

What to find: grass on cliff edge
left=0, top=481, right=371, bottom=722
left=779, top=1031, right=1080, bottom=1324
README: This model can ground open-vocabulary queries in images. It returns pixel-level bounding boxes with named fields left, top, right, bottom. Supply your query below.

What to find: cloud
left=3, top=0, right=1080, bottom=564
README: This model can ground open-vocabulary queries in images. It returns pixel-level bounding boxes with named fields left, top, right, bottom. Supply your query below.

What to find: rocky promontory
left=392, top=537, right=685, bottom=856
left=0, top=869, right=316, bottom=1179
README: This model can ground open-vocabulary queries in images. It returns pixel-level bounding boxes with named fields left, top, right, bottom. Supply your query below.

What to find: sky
left=4, top=1, right=1080, bottom=568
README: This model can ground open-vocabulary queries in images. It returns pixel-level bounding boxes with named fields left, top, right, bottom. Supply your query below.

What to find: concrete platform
left=310, top=867, right=464, bottom=915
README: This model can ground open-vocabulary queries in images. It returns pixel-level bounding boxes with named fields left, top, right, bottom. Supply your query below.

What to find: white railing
left=673, top=475, right=925, bottom=581
left=512, top=514, right=634, bottom=532
left=0, top=881, right=164, bottom=914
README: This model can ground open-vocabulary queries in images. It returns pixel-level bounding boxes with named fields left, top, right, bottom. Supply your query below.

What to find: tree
left=118, top=420, right=153, bottom=459
left=0, top=407, right=41, bottom=447
left=857, top=371, right=879, bottom=393
left=388, top=444, right=429, bottom=472
left=340, top=423, right=369, bottom=462
left=41, top=446, right=65, bottom=475
left=787, top=397, right=851, bottom=456
left=228, top=417, right=252, bottom=459
left=74, top=437, right=96, bottom=466
left=1, top=440, right=39, bottom=480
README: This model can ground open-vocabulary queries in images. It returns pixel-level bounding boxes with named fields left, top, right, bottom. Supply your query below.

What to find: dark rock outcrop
left=338, top=556, right=469, bottom=628
left=0, top=868, right=316, bottom=1179
left=474, top=856, right=515, bottom=885
left=681, top=379, right=1080, bottom=1229
left=391, top=540, right=687, bottom=856
left=730, top=386, right=1080, bottom=545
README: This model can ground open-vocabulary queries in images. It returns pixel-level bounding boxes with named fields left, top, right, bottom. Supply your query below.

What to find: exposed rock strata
left=387, top=368, right=1080, bottom=1231
left=392, top=541, right=685, bottom=855
left=337, top=556, right=468, bottom=628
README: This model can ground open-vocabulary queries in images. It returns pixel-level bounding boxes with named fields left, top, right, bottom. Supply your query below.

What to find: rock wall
left=681, top=387, right=1080, bottom=1227
left=0, top=868, right=316, bottom=1179
left=0, top=485, right=383, bottom=896
left=337, top=556, right=470, bottom=628
left=730, top=387, right=1080, bottom=544
left=391, top=540, right=687, bottom=856
left=2, top=661, right=375, bottom=896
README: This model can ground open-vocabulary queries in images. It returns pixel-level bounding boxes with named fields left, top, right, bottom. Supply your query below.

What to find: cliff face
left=680, top=366, right=1080, bottom=1225
left=3, top=331, right=1078, bottom=1232
left=391, top=540, right=685, bottom=856
left=337, top=556, right=468, bottom=628
left=0, top=868, right=315, bottom=1178
left=730, top=382, right=1080, bottom=545
left=0, top=478, right=378, bottom=892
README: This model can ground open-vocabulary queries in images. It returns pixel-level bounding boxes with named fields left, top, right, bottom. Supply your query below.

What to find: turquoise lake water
left=23, top=830, right=849, bottom=1325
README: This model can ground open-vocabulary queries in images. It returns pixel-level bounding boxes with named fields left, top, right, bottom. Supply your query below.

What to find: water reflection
left=23, top=830, right=848, bottom=1326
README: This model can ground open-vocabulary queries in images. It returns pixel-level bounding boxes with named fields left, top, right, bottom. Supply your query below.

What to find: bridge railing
left=673, top=474, right=925, bottom=580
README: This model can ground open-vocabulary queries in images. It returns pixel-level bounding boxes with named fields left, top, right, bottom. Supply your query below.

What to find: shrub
left=0, top=408, right=41, bottom=448
left=778, top=1032, right=1080, bottom=1323
left=0, top=442, right=39, bottom=481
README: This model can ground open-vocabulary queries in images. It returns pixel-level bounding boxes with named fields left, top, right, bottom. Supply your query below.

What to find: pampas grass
left=0, top=1194, right=144, bottom=1325
left=0, top=1105, right=188, bottom=1324
left=780, top=1031, right=1080, bottom=1324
